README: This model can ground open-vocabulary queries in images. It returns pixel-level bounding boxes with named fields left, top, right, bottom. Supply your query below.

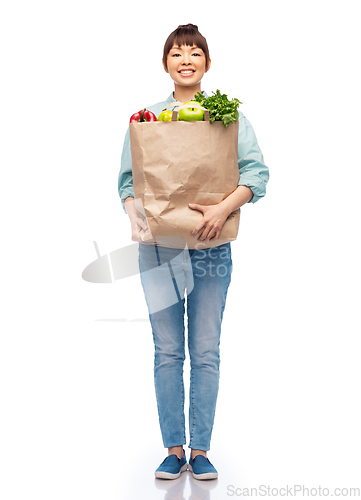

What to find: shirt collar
left=165, top=90, right=208, bottom=104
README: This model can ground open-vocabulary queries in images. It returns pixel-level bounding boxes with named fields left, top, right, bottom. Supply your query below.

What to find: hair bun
left=178, top=23, right=198, bottom=31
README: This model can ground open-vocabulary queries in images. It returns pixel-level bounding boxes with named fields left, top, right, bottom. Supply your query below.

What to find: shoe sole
left=155, top=462, right=188, bottom=479
left=188, top=462, right=218, bottom=480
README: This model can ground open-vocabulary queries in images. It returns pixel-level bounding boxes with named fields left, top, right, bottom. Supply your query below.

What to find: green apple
left=158, top=110, right=174, bottom=121
left=178, top=101, right=204, bottom=121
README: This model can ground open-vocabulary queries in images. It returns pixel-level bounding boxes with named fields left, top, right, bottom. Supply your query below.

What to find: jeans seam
left=182, top=314, right=186, bottom=443
left=189, top=366, right=195, bottom=446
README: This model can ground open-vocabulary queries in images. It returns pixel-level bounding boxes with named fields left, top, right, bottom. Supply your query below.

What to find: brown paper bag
left=129, top=103, right=240, bottom=249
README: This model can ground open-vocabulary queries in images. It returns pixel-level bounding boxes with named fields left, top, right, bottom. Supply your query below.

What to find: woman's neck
left=173, top=84, right=202, bottom=103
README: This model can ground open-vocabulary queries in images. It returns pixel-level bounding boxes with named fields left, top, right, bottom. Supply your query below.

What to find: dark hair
left=162, top=24, right=210, bottom=71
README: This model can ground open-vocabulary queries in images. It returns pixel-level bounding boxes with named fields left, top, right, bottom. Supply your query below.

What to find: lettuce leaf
left=194, top=89, right=242, bottom=127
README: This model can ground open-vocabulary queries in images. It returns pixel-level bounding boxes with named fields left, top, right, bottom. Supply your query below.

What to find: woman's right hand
left=130, top=216, right=148, bottom=243
left=124, top=197, right=148, bottom=242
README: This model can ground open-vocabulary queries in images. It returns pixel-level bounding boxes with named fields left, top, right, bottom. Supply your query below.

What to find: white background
left=1, top=0, right=360, bottom=499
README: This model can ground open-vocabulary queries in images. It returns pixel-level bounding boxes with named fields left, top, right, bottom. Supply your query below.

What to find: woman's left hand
left=189, top=202, right=229, bottom=241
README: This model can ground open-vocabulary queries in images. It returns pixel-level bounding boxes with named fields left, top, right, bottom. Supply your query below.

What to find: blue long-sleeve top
left=118, top=91, right=269, bottom=213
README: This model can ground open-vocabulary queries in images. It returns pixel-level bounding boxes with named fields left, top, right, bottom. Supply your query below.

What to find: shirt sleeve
left=237, top=114, right=269, bottom=203
left=118, top=127, right=134, bottom=213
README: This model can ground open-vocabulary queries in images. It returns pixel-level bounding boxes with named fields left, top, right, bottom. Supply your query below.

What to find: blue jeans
left=139, top=242, right=232, bottom=451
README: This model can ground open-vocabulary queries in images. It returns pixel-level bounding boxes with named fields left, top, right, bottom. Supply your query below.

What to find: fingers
left=204, top=223, right=223, bottom=241
left=208, top=229, right=220, bottom=241
left=192, top=223, right=212, bottom=240
left=132, top=226, right=144, bottom=242
left=205, top=227, right=218, bottom=241
left=192, top=226, right=218, bottom=239
left=189, top=203, right=206, bottom=215
left=191, top=219, right=223, bottom=241
left=191, top=224, right=205, bottom=238
left=131, top=218, right=148, bottom=242
left=189, top=204, right=208, bottom=237
left=199, top=228, right=218, bottom=241
left=136, top=217, right=148, bottom=231
left=131, top=230, right=143, bottom=242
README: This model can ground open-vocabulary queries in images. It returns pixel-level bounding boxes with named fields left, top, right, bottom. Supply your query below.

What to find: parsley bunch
left=194, top=89, right=242, bottom=127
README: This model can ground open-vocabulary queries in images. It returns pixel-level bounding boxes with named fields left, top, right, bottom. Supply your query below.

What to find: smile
left=179, top=70, right=195, bottom=76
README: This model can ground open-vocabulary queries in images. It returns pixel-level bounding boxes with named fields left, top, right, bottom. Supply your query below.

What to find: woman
left=118, top=24, right=269, bottom=480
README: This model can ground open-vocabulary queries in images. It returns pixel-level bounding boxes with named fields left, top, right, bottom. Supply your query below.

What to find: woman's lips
left=179, top=70, right=195, bottom=77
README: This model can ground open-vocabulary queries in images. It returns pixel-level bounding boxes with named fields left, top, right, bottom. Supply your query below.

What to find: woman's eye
left=172, top=53, right=181, bottom=57
left=192, top=53, right=201, bottom=56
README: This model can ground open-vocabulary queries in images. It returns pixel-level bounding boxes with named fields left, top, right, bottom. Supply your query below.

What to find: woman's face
left=164, top=44, right=210, bottom=88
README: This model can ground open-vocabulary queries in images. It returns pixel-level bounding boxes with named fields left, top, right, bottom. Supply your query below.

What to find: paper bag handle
left=163, top=101, right=210, bottom=122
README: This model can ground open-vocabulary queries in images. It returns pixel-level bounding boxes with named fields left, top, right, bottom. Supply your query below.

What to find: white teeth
left=180, top=70, right=194, bottom=74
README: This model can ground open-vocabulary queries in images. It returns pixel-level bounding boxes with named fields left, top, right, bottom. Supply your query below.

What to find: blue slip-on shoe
left=155, top=450, right=188, bottom=479
left=188, top=455, right=218, bottom=480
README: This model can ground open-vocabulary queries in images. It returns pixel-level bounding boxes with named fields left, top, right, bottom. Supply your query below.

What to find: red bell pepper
left=129, top=108, right=157, bottom=123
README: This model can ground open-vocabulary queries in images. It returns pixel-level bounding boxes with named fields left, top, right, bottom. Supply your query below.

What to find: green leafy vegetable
left=194, top=89, right=242, bottom=127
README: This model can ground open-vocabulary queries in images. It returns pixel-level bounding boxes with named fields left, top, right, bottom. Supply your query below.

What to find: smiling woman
left=118, top=22, right=269, bottom=482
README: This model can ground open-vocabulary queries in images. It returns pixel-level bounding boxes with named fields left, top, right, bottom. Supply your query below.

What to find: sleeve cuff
left=237, top=175, right=267, bottom=204
left=120, top=188, right=135, bottom=213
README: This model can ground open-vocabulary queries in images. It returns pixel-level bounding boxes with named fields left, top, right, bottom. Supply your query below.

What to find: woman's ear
left=205, top=58, right=211, bottom=73
left=163, top=60, right=169, bottom=73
